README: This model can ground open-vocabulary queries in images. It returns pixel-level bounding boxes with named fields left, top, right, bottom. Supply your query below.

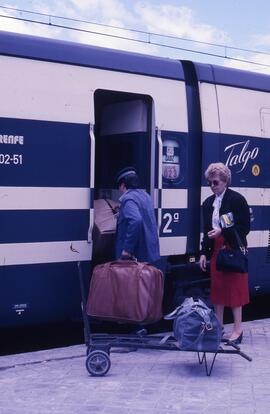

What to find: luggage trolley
left=78, top=262, right=252, bottom=377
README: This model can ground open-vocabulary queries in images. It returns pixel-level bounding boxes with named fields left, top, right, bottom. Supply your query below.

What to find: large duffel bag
left=165, top=297, right=222, bottom=352
left=86, top=260, right=164, bottom=324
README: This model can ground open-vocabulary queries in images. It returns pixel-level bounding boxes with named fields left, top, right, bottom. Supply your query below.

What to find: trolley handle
left=77, top=261, right=91, bottom=345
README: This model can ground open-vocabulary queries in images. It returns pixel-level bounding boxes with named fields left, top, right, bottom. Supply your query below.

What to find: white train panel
left=0, top=55, right=188, bottom=133
left=0, top=187, right=90, bottom=210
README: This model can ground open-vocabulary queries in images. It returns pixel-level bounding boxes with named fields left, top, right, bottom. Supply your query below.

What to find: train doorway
left=92, top=89, right=154, bottom=263
left=94, top=89, right=153, bottom=196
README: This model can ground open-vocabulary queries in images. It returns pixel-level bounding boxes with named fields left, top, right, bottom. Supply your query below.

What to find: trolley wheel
left=86, top=350, right=111, bottom=377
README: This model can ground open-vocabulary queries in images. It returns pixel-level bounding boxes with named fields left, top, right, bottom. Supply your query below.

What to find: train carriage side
left=193, top=62, right=270, bottom=295
left=0, top=30, right=193, bottom=327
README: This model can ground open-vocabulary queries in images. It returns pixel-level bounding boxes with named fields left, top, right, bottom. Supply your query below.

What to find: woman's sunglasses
left=208, top=180, right=220, bottom=186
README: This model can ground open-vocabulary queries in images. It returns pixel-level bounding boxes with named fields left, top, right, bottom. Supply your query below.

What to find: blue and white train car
left=0, top=30, right=269, bottom=328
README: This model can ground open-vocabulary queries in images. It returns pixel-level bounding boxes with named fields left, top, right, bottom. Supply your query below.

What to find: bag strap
left=104, top=199, right=119, bottom=216
left=194, top=304, right=211, bottom=326
left=164, top=305, right=182, bottom=320
left=232, top=228, right=247, bottom=254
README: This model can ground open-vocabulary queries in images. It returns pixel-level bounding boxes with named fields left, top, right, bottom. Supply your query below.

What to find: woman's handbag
left=216, top=228, right=248, bottom=273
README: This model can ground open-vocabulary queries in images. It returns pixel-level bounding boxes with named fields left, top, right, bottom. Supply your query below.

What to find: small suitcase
left=86, top=260, right=164, bottom=324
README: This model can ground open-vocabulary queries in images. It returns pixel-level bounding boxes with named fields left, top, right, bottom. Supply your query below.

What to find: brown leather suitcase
left=86, top=260, right=164, bottom=324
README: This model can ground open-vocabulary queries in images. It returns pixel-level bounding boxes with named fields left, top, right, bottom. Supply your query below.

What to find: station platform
left=0, top=318, right=270, bottom=414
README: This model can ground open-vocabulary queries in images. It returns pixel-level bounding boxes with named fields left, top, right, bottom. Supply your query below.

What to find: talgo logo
left=224, top=140, right=259, bottom=172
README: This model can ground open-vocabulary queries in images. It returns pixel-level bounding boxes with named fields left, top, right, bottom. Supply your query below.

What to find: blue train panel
left=248, top=247, right=270, bottom=293
left=201, top=132, right=270, bottom=187
left=0, top=261, right=90, bottom=327
left=0, top=210, right=89, bottom=244
left=0, top=117, right=90, bottom=187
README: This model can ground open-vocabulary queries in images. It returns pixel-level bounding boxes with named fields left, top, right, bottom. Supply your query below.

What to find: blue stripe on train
left=0, top=260, right=91, bottom=327
left=248, top=247, right=270, bottom=295
left=0, top=210, right=89, bottom=243
left=249, top=206, right=270, bottom=230
left=0, top=117, right=90, bottom=187
left=201, top=132, right=270, bottom=188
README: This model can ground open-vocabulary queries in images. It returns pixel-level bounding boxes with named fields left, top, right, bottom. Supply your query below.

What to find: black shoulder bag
left=216, top=228, right=248, bottom=273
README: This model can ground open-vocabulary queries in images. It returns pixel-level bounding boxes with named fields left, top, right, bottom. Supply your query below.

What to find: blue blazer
left=115, top=189, right=160, bottom=264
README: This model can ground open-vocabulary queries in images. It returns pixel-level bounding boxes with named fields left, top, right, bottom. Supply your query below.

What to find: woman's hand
left=199, top=255, right=207, bottom=272
left=207, top=228, right=221, bottom=239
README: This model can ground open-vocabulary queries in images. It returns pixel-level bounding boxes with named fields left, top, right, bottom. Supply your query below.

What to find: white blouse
left=212, top=189, right=226, bottom=229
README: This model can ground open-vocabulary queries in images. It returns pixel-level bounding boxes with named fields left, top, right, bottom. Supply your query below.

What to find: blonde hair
left=205, top=162, right=231, bottom=186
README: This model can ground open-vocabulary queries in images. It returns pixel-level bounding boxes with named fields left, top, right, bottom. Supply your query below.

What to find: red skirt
left=210, top=236, right=249, bottom=307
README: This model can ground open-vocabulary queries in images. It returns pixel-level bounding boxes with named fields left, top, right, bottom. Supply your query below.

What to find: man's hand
left=121, top=249, right=131, bottom=257
left=120, top=250, right=136, bottom=261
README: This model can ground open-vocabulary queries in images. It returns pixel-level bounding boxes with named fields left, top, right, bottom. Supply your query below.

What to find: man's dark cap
left=116, top=167, right=137, bottom=185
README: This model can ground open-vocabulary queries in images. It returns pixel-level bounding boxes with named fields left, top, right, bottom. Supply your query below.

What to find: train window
left=162, top=139, right=180, bottom=182
left=94, top=90, right=152, bottom=196
left=100, top=100, right=148, bottom=136
left=260, top=108, right=270, bottom=137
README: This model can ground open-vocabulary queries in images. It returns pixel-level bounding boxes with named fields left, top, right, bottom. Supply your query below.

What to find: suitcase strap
left=104, top=199, right=119, bottom=216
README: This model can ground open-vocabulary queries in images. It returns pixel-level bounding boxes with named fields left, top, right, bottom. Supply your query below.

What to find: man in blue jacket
left=115, top=167, right=160, bottom=268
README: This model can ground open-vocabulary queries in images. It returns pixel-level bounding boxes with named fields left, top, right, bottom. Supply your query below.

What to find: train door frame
left=91, top=89, right=156, bottom=262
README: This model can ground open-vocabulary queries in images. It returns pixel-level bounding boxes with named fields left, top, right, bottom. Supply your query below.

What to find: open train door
left=92, top=90, right=154, bottom=264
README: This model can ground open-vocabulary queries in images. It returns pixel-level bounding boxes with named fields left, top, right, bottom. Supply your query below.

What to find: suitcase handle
left=106, top=260, right=141, bottom=267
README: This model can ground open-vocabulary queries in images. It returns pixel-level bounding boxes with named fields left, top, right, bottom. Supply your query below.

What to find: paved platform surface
left=0, top=318, right=270, bottom=414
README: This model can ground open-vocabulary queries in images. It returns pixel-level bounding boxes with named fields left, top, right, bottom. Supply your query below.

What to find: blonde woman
left=199, top=163, right=250, bottom=344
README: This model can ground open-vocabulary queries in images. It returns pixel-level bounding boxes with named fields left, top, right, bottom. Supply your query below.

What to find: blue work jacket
left=115, top=189, right=160, bottom=264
